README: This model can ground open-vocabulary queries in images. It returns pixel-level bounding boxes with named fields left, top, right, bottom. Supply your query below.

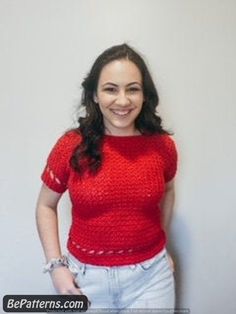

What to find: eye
left=128, top=87, right=141, bottom=93
left=104, top=87, right=117, bottom=93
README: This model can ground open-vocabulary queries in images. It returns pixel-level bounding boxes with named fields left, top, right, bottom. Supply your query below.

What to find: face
left=94, top=59, right=144, bottom=136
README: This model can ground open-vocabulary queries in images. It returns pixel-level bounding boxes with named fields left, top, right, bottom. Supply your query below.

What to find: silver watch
left=43, top=255, right=69, bottom=273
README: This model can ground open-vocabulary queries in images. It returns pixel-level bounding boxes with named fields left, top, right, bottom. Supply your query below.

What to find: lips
left=110, top=109, right=133, bottom=116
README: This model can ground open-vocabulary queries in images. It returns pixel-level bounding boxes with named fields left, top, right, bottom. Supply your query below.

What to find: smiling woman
left=36, top=43, right=178, bottom=313
left=94, top=59, right=144, bottom=136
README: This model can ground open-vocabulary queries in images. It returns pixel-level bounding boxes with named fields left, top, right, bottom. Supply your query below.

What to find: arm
left=160, top=178, right=175, bottom=240
left=160, top=178, right=176, bottom=271
left=36, top=184, right=63, bottom=261
left=36, top=183, right=82, bottom=295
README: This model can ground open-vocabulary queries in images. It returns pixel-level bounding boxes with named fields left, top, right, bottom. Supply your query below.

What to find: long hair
left=70, top=43, right=172, bottom=175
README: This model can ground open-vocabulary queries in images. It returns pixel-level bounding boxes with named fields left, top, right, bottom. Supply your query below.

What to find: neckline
left=104, top=133, right=147, bottom=139
left=103, top=133, right=156, bottom=142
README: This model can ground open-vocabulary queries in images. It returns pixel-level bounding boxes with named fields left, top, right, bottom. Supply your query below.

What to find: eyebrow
left=102, top=82, right=142, bottom=87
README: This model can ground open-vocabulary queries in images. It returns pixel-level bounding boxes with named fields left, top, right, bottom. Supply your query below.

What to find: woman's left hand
left=167, top=252, right=175, bottom=272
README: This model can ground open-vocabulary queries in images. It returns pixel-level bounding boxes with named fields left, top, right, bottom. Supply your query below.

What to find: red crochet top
left=41, top=130, right=178, bottom=266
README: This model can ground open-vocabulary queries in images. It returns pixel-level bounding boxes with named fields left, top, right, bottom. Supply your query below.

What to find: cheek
left=132, top=96, right=144, bottom=111
left=97, top=95, right=114, bottom=109
left=98, top=101, right=112, bottom=114
left=131, top=93, right=144, bottom=103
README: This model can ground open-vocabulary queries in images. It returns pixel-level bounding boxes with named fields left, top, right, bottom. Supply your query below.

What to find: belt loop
left=82, top=263, right=86, bottom=275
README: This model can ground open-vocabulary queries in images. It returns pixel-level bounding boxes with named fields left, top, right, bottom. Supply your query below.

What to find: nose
left=115, top=91, right=131, bottom=106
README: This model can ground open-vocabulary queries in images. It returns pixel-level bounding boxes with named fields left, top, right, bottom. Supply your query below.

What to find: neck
left=104, top=127, right=141, bottom=136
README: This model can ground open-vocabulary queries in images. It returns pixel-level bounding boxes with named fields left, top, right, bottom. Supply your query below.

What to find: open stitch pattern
left=41, top=131, right=82, bottom=193
left=41, top=131, right=178, bottom=266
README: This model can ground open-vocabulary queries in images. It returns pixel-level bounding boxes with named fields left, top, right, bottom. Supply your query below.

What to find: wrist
left=43, top=255, right=69, bottom=274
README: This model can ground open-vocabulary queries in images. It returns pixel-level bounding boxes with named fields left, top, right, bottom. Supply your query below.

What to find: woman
left=36, top=43, right=178, bottom=313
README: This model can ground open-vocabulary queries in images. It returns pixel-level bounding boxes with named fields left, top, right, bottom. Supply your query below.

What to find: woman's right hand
left=50, top=266, right=82, bottom=295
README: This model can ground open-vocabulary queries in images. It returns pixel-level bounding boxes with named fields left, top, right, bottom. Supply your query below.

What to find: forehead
left=98, top=59, right=142, bottom=85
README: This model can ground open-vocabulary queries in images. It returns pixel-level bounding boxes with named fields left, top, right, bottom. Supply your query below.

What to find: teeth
left=111, top=110, right=131, bottom=116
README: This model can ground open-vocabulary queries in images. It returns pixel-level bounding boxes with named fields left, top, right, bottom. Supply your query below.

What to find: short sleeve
left=41, top=131, right=81, bottom=193
left=163, top=136, right=178, bottom=183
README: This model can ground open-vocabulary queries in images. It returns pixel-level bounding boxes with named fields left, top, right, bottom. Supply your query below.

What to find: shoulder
left=152, top=133, right=177, bottom=153
left=45, top=129, right=83, bottom=163
left=58, top=128, right=82, bottom=144
left=41, top=129, right=83, bottom=193
left=153, top=134, right=178, bottom=182
left=52, top=129, right=83, bottom=151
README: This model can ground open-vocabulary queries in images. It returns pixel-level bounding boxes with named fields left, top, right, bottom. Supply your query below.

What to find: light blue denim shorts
left=67, top=247, right=175, bottom=313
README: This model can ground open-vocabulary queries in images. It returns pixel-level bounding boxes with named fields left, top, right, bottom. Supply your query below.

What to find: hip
left=66, top=246, right=175, bottom=310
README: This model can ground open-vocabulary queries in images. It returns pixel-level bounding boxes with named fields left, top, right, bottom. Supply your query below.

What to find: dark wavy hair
left=70, top=43, right=172, bottom=175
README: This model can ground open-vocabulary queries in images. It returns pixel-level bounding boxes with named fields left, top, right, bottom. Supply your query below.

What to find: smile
left=110, top=109, right=133, bottom=116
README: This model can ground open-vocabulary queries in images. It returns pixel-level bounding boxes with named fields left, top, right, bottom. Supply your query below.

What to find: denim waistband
left=67, top=246, right=167, bottom=274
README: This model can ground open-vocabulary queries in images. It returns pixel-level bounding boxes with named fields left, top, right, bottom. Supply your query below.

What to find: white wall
left=0, top=1, right=236, bottom=313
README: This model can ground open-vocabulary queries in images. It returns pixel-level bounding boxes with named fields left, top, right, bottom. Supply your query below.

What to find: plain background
left=0, top=1, right=236, bottom=313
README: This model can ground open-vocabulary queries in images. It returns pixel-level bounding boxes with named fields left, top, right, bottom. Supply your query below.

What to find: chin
left=111, top=123, right=135, bottom=132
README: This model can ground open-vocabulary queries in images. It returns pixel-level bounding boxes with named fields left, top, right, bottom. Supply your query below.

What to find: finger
left=170, top=260, right=175, bottom=272
left=72, top=289, right=92, bottom=308
left=167, top=254, right=175, bottom=272
left=73, top=281, right=83, bottom=294
left=60, top=291, right=71, bottom=295
left=73, top=279, right=80, bottom=289
left=69, top=287, right=83, bottom=295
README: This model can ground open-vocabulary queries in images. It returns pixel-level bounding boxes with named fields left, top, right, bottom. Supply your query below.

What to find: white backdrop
left=0, top=1, right=236, bottom=313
